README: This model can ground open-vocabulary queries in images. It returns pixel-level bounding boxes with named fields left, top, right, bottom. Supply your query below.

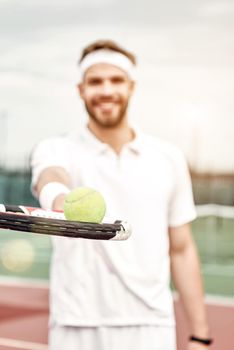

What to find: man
left=31, top=39, right=213, bottom=349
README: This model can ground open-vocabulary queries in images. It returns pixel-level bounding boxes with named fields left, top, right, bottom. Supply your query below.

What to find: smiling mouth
left=96, top=102, right=117, bottom=111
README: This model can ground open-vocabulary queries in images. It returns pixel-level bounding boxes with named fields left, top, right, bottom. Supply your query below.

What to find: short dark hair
left=79, top=39, right=137, bottom=65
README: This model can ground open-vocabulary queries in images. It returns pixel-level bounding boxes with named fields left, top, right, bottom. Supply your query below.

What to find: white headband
left=79, top=49, right=136, bottom=80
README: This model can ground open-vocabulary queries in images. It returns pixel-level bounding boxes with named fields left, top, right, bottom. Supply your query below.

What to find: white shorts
left=49, top=324, right=176, bottom=350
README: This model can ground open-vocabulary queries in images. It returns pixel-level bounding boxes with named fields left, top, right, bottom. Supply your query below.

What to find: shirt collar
left=126, top=125, right=144, bottom=155
left=82, top=125, right=108, bottom=153
left=70, top=123, right=144, bottom=156
left=68, top=124, right=107, bottom=155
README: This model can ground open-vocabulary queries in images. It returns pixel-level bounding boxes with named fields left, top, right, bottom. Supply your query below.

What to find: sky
left=0, top=0, right=234, bottom=173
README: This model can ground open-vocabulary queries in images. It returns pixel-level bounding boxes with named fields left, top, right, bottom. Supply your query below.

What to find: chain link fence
left=0, top=169, right=38, bottom=206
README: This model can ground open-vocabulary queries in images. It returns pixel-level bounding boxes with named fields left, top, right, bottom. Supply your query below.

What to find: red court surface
left=0, top=280, right=233, bottom=350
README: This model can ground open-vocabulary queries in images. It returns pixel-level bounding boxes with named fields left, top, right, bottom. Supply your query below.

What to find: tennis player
left=31, top=39, right=213, bottom=349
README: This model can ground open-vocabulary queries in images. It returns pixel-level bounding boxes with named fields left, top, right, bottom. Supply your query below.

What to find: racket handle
left=0, top=204, right=65, bottom=219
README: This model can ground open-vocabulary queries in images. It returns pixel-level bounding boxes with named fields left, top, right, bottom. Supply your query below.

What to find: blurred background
left=1, top=0, right=234, bottom=202
left=0, top=1, right=233, bottom=348
left=1, top=0, right=234, bottom=173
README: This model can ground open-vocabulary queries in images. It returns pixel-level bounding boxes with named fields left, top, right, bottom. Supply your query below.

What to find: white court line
left=0, top=276, right=49, bottom=289
left=0, top=278, right=49, bottom=349
left=205, top=294, right=234, bottom=307
left=173, top=292, right=234, bottom=307
left=0, top=337, right=48, bottom=350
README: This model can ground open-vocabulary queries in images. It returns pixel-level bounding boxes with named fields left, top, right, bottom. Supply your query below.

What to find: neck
left=87, top=119, right=135, bottom=154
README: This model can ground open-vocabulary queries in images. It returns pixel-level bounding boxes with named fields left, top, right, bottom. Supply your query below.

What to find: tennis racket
left=0, top=205, right=131, bottom=241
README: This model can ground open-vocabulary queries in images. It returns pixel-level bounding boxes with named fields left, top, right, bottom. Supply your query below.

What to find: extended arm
left=169, top=223, right=212, bottom=349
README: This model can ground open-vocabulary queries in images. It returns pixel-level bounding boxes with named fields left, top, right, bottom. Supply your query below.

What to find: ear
left=129, top=80, right=136, bottom=96
left=77, top=83, right=84, bottom=99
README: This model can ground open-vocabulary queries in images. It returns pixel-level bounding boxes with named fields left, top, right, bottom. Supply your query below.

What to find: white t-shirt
left=31, top=125, right=197, bottom=327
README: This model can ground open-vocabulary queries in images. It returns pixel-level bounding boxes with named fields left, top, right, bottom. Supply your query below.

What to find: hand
left=52, top=193, right=67, bottom=211
left=188, top=341, right=212, bottom=350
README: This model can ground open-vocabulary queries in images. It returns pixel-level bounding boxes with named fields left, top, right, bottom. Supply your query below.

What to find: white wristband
left=39, top=182, right=70, bottom=210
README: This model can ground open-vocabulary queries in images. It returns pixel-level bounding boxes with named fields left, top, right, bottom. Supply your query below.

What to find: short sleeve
left=168, top=148, right=197, bottom=227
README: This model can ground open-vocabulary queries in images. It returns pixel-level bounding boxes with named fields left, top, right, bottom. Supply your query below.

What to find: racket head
left=0, top=211, right=131, bottom=241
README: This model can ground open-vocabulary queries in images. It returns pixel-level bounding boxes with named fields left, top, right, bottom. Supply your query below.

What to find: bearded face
left=79, top=63, right=134, bottom=128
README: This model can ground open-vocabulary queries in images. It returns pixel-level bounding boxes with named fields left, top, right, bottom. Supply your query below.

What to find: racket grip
left=0, top=204, right=26, bottom=214
left=0, top=204, right=65, bottom=219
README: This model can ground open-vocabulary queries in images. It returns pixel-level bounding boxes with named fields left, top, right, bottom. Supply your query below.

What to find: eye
left=111, top=76, right=126, bottom=84
left=87, top=78, right=102, bottom=85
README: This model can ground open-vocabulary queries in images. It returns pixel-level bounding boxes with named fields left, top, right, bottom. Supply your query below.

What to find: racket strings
left=0, top=212, right=122, bottom=240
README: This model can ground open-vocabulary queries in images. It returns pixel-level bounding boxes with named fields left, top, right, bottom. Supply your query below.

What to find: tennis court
left=0, top=278, right=233, bottom=350
left=0, top=205, right=234, bottom=349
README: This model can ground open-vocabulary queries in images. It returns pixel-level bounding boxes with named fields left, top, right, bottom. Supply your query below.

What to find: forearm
left=170, top=242, right=209, bottom=337
left=35, top=166, right=71, bottom=195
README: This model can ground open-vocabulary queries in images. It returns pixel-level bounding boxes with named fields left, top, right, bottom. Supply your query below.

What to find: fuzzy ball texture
left=63, top=187, right=106, bottom=223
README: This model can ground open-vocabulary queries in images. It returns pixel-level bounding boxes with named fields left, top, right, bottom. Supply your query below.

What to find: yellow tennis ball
left=63, top=187, right=106, bottom=223
left=0, top=239, right=35, bottom=273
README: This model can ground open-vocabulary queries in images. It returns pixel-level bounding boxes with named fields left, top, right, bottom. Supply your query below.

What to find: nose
left=100, top=80, right=114, bottom=95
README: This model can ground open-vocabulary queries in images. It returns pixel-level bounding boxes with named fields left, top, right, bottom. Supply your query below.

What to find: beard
left=84, top=97, right=129, bottom=128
